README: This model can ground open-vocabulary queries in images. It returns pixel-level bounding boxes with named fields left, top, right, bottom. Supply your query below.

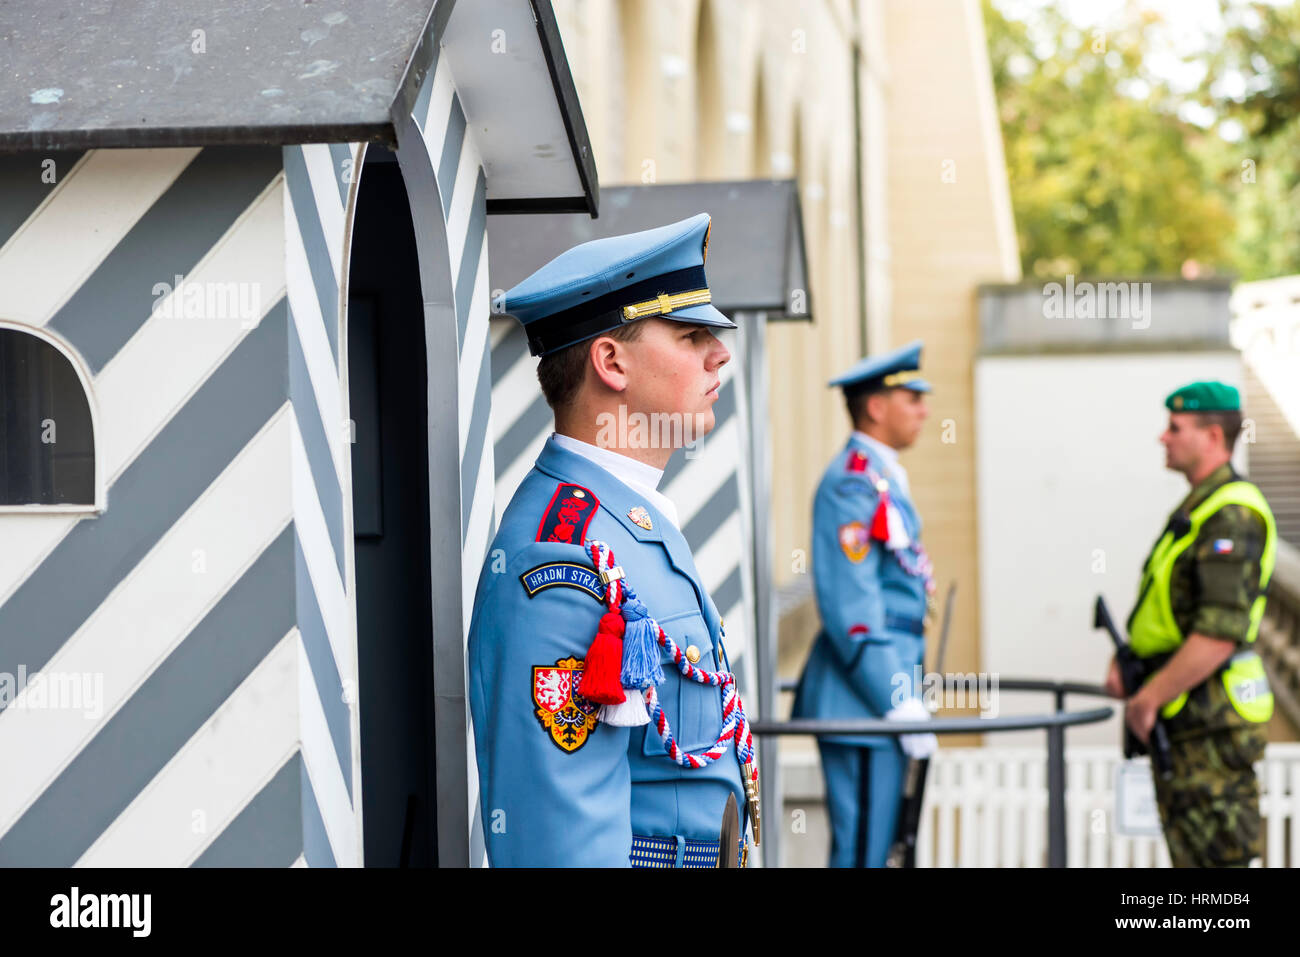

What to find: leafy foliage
left=1201, top=0, right=1300, bottom=279
left=984, top=0, right=1236, bottom=279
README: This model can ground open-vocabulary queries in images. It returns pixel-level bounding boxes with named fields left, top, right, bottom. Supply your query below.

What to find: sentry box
left=0, top=0, right=596, bottom=868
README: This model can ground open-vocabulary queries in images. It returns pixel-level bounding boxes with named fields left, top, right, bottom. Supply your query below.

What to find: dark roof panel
left=0, top=0, right=598, bottom=214
left=488, top=181, right=812, bottom=319
left=0, top=0, right=434, bottom=151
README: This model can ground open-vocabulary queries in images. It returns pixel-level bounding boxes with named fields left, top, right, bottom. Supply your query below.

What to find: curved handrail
left=759, top=675, right=1120, bottom=867
left=751, top=706, right=1113, bottom=737
left=775, top=675, right=1117, bottom=702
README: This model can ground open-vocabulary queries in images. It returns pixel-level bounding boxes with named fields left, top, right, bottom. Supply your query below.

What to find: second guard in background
left=793, top=341, right=939, bottom=868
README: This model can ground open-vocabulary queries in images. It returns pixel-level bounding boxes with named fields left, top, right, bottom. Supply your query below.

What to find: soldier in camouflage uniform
left=1105, top=381, right=1277, bottom=867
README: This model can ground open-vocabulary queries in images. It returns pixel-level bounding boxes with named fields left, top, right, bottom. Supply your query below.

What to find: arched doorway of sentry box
left=348, top=0, right=599, bottom=870
left=347, top=143, right=443, bottom=868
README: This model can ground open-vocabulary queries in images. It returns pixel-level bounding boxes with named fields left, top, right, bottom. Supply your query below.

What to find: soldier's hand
left=1124, top=689, right=1158, bottom=745
left=900, top=730, right=938, bottom=760
left=886, top=697, right=938, bottom=759
left=1103, top=657, right=1125, bottom=699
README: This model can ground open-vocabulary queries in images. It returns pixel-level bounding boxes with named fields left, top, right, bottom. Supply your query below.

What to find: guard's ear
left=588, top=334, right=630, bottom=393
left=864, top=389, right=889, bottom=424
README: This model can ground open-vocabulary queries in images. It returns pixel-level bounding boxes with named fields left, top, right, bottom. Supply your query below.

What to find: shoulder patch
left=846, top=450, right=869, bottom=473
left=533, top=657, right=599, bottom=752
left=536, top=483, right=599, bottom=544
left=839, top=521, right=871, bottom=563
left=520, top=561, right=606, bottom=603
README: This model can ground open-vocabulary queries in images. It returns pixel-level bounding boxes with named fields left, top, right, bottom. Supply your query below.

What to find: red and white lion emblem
left=532, top=657, right=599, bottom=752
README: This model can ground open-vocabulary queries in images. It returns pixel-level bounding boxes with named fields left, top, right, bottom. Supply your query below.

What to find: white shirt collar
left=853, top=429, right=910, bottom=496
left=550, top=432, right=681, bottom=528
left=853, top=430, right=899, bottom=467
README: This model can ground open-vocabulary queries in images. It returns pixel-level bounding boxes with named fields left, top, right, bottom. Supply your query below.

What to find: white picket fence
left=915, top=743, right=1300, bottom=867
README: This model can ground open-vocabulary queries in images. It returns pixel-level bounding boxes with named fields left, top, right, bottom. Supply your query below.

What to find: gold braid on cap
left=621, top=288, right=713, bottom=321
left=881, top=370, right=921, bottom=387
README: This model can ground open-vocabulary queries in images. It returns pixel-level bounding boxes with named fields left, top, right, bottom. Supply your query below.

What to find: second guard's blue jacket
left=467, top=436, right=745, bottom=866
left=792, top=434, right=929, bottom=746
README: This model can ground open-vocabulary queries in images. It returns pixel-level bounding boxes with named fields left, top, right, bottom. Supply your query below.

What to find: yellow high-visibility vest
left=1128, top=481, right=1275, bottom=722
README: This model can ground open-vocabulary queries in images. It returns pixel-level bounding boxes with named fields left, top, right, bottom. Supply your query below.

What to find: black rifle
left=885, top=581, right=956, bottom=869
left=1093, top=595, right=1173, bottom=779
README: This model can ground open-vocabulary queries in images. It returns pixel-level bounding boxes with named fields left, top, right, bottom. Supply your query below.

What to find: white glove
left=885, top=697, right=938, bottom=760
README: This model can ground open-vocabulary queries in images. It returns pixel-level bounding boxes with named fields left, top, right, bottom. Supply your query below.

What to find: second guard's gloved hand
left=885, top=697, right=938, bottom=760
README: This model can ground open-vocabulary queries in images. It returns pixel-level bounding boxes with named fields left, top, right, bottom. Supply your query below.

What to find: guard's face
left=875, top=387, right=929, bottom=449
left=1160, top=412, right=1215, bottom=472
left=622, top=318, right=731, bottom=442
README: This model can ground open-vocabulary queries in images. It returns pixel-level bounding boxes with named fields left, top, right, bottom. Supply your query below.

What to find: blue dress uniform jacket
left=793, top=435, right=928, bottom=743
left=468, top=437, right=745, bottom=866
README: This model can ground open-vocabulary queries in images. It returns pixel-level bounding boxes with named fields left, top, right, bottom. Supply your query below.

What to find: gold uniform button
left=685, top=645, right=701, bottom=664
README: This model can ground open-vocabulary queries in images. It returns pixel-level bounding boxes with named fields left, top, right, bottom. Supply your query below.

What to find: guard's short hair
left=1195, top=410, right=1244, bottom=453
left=537, top=322, right=645, bottom=411
left=845, top=386, right=888, bottom=425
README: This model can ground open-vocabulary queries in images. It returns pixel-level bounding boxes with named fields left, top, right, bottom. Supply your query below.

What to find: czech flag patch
left=1213, top=538, right=1234, bottom=555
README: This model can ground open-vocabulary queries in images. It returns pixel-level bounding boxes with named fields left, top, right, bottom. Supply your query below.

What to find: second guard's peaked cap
left=829, top=339, right=932, bottom=396
left=494, top=212, right=736, bottom=357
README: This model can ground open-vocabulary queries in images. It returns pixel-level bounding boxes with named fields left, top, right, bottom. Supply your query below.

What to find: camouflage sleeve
left=1190, top=504, right=1267, bottom=644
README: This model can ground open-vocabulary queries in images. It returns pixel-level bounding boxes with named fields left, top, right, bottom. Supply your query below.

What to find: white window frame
left=0, top=319, right=104, bottom=514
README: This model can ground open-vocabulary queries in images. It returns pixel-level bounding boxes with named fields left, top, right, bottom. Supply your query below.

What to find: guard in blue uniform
left=792, top=341, right=938, bottom=868
left=469, top=213, right=759, bottom=867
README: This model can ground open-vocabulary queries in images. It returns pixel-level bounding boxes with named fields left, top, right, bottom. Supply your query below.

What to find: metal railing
left=761, top=677, right=1116, bottom=867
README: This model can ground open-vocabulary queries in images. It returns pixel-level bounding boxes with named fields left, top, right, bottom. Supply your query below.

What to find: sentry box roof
left=0, top=0, right=597, bottom=214
left=488, top=180, right=812, bottom=320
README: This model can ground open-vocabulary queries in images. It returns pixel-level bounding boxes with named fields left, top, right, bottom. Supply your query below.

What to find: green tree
left=984, top=0, right=1236, bottom=279
left=1201, top=0, right=1300, bottom=280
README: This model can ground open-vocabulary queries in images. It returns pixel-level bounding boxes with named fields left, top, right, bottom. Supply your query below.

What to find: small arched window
left=0, top=324, right=99, bottom=510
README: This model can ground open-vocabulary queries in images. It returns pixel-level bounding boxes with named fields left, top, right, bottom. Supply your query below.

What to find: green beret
left=1165, top=380, right=1240, bottom=412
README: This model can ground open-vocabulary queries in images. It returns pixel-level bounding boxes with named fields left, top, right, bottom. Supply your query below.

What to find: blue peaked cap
left=829, top=339, right=932, bottom=394
left=493, top=212, right=737, bottom=357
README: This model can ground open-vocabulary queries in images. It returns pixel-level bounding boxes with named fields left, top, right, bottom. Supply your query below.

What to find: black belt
left=885, top=613, right=925, bottom=636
